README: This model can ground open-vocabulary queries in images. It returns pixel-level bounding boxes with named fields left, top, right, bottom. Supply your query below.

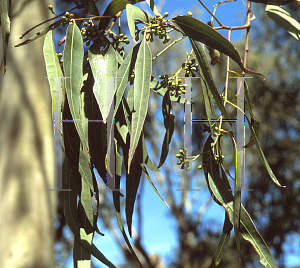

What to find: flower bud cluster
left=175, top=148, right=190, bottom=170
left=182, top=58, right=199, bottom=77
left=136, top=12, right=171, bottom=44
left=158, top=75, right=188, bottom=97
left=81, top=21, right=104, bottom=46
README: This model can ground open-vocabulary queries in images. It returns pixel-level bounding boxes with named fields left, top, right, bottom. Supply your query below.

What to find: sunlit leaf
left=64, top=23, right=90, bottom=161
left=126, top=4, right=151, bottom=42
left=128, top=37, right=152, bottom=171
left=172, top=16, right=264, bottom=77
left=266, top=4, right=300, bottom=40
left=88, top=43, right=117, bottom=123
left=43, top=31, right=65, bottom=119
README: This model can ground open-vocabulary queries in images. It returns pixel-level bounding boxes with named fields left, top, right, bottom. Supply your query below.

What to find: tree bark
left=0, top=1, right=56, bottom=267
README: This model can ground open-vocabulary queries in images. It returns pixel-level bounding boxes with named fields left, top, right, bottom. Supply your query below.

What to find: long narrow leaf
left=0, top=0, right=11, bottom=75
left=172, top=16, right=264, bottom=77
left=128, top=37, right=152, bottom=171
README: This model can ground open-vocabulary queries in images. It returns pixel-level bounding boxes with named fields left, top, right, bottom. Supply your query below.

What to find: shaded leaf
left=244, top=111, right=259, bottom=148
left=13, top=20, right=61, bottom=48
left=100, top=0, right=145, bottom=30
left=190, top=38, right=232, bottom=126
left=79, top=0, right=99, bottom=16
left=202, top=137, right=279, bottom=268
left=172, top=16, right=264, bottom=77
left=128, top=38, right=152, bottom=171
left=0, top=0, right=11, bottom=75
left=251, top=0, right=293, bottom=5
left=245, top=115, right=285, bottom=187
left=266, top=4, right=300, bottom=40
left=61, top=158, right=116, bottom=268
left=158, top=89, right=175, bottom=168
left=145, top=0, right=159, bottom=15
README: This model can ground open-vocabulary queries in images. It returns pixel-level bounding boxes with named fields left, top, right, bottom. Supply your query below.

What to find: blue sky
left=57, top=0, right=300, bottom=267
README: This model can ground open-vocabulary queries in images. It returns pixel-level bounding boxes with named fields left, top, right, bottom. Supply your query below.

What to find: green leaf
left=251, top=0, right=293, bottom=5
left=244, top=111, right=259, bottom=148
left=113, top=143, right=142, bottom=267
left=266, top=4, right=300, bottom=40
left=245, top=115, right=285, bottom=187
left=209, top=211, right=233, bottom=267
left=61, top=158, right=116, bottom=268
left=43, top=31, right=65, bottom=119
left=145, top=0, right=159, bottom=15
left=100, top=0, right=145, bottom=30
left=128, top=38, right=152, bottom=171
left=78, top=0, right=99, bottom=16
left=126, top=152, right=143, bottom=237
left=73, top=239, right=91, bottom=268
left=64, top=23, right=90, bottom=159
left=13, top=20, right=61, bottom=48
left=141, top=163, right=170, bottom=209
left=88, top=43, right=117, bottom=123
left=0, top=0, right=11, bottom=75
left=115, top=43, right=140, bottom=116
left=158, top=90, right=175, bottom=168
left=202, top=137, right=279, bottom=268
left=172, top=16, right=264, bottom=77
left=190, top=39, right=232, bottom=125
left=126, top=4, right=151, bottom=42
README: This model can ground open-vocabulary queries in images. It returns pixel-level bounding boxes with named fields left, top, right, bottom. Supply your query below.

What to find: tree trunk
left=0, top=1, right=56, bottom=267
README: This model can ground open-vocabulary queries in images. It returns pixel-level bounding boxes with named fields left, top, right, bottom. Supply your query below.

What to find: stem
left=242, top=1, right=252, bottom=76
left=197, top=0, right=224, bottom=27
left=152, top=36, right=187, bottom=61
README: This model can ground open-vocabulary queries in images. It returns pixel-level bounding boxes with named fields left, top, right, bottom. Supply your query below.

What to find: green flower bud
left=179, top=149, right=184, bottom=154
left=163, top=12, right=169, bottom=17
left=65, top=12, right=70, bottom=18
left=83, top=22, right=88, bottom=26
left=177, top=160, right=182, bottom=165
left=187, top=11, right=193, bottom=16
left=48, top=5, right=53, bottom=11
left=186, top=166, right=190, bottom=171
left=198, top=165, right=202, bottom=170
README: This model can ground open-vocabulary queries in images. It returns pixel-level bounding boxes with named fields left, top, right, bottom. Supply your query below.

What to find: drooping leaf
left=0, top=0, right=11, bottom=76
left=190, top=38, right=232, bottom=126
left=115, top=43, right=140, bottom=116
left=172, top=16, right=264, bottom=77
left=128, top=37, right=152, bottom=171
left=125, top=150, right=143, bottom=237
left=158, top=89, right=175, bottom=168
left=113, top=142, right=142, bottom=267
left=245, top=115, right=285, bottom=187
left=126, top=4, right=151, bottom=42
left=64, top=22, right=90, bottom=161
left=265, top=4, right=300, bottom=40
left=13, top=20, right=61, bottom=48
left=88, top=43, right=117, bottom=123
left=141, top=163, right=170, bottom=209
left=244, top=111, right=259, bottom=148
left=251, top=0, right=293, bottom=5
left=43, top=31, right=65, bottom=119
left=61, top=158, right=116, bottom=268
left=78, top=0, right=99, bottom=16
left=202, top=137, right=279, bottom=268
left=209, top=211, right=233, bottom=268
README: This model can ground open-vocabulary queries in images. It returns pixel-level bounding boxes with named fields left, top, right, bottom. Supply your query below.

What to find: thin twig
left=242, top=0, right=252, bottom=76
left=197, top=0, right=223, bottom=27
